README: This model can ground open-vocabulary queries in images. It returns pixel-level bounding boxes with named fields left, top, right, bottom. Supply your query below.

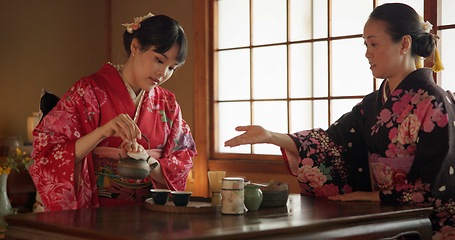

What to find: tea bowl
left=171, top=191, right=192, bottom=206
left=150, top=189, right=171, bottom=205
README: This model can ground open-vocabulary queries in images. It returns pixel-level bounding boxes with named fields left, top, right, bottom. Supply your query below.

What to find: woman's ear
left=400, top=35, right=412, bottom=55
left=130, top=38, right=140, bottom=56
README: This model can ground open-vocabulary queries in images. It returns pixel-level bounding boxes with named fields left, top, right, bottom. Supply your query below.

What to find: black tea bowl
left=150, top=189, right=171, bottom=205
left=171, top=191, right=192, bottom=207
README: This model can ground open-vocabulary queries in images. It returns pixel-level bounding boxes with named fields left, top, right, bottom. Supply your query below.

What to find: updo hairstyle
left=123, top=15, right=187, bottom=65
left=369, top=3, right=435, bottom=59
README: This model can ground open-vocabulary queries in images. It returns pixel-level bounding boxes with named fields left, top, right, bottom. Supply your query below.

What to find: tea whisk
left=207, top=171, right=226, bottom=206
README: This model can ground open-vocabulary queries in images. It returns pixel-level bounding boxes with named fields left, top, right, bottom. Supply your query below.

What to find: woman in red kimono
left=225, top=3, right=454, bottom=238
left=30, top=13, right=196, bottom=211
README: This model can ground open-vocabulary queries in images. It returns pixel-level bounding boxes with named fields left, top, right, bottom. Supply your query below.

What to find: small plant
left=0, top=148, right=33, bottom=175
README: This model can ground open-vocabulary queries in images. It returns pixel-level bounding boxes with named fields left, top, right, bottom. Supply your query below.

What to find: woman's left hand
left=328, top=191, right=380, bottom=202
left=125, top=144, right=149, bottom=159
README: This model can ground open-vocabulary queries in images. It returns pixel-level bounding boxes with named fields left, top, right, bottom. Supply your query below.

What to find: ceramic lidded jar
left=244, top=184, right=263, bottom=211
left=221, top=177, right=244, bottom=215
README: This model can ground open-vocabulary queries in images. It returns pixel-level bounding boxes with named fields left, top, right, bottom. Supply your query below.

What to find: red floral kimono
left=281, top=68, right=455, bottom=236
left=30, top=63, right=196, bottom=211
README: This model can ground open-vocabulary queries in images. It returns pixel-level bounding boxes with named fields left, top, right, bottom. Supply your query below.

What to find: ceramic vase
left=244, top=184, right=263, bottom=211
left=0, top=174, right=12, bottom=228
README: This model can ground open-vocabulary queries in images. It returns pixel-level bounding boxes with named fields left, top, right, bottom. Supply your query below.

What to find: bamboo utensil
left=207, top=171, right=226, bottom=206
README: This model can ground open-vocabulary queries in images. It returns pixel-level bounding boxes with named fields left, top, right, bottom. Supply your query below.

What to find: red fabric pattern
left=30, top=64, right=196, bottom=211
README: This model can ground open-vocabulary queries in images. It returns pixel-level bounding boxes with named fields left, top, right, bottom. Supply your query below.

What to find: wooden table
left=4, top=194, right=433, bottom=240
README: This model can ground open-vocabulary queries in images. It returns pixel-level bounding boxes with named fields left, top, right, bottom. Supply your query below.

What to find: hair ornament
left=421, top=20, right=433, bottom=33
left=431, top=48, right=444, bottom=72
left=122, top=12, right=154, bottom=34
left=418, top=15, right=433, bottom=33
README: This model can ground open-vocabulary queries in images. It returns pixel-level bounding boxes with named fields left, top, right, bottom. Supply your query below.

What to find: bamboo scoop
left=207, top=171, right=226, bottom=206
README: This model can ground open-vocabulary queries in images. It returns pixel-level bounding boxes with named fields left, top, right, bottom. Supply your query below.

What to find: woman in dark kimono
left=225, top=3, right=454, bottom=238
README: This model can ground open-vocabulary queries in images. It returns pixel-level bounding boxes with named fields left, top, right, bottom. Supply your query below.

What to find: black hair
left=123, top=14, right=187, bottom=65
left=369, top=3, right=435, bottom=58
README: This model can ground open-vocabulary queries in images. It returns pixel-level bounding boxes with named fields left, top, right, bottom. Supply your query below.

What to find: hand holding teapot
left=117, top=139, right=159, bottom=180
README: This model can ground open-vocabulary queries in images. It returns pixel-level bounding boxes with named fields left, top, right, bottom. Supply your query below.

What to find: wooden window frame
left=192, top=0, right=445, bottom=196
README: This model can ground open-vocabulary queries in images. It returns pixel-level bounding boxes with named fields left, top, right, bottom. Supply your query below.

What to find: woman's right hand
left=224, top=125, right=272, bottom=147
left=75, top=114, right=142, bottom=162
left=99, top=114, right=142, bottom=144
left=224, top=125, right=298, bottom=156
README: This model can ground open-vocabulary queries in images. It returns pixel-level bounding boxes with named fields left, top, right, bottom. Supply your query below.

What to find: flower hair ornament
left=122, top=12, right=154, bottom=34
left=415, top=17, right=444, bottom=72
left=421, top=20, right=433, bottom=33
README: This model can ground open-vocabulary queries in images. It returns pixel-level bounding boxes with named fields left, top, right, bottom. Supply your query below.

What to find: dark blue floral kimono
left=281, top=68, right=455, bottom=236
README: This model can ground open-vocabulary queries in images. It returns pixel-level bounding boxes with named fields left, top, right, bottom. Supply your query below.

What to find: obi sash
left=369, top=153, right=414, bottom=190
left=93, top=147, right=163, bottom=201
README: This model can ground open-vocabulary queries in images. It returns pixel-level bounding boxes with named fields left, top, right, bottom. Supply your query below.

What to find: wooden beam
left=105, top=0, right=112, bottom=62
left=192, top=0, right=210, bottom=197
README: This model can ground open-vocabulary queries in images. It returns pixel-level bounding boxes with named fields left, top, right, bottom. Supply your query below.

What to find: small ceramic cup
left=171, top=191, right=192, bottom=206
left=150, top=189, right=171, bottom=205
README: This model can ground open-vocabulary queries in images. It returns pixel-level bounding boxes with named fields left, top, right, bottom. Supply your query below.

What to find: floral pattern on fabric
left=433, top=200, right=455, bottom=239
left=371, top=163, right=409, bottom=190
left=433, top=225, right=455, bottom=240
left=282, top=69, right=455, bottom=236
left=290, top=129, right=352, bottom=197
left=372, top=88, right=448, bottom=158
left=30, top=64, right=196, bottom=211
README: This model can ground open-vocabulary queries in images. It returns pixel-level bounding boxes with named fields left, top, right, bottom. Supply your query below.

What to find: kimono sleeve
left=282, top=100, right=371, bottom=197
left=327, top=101, right=372, bottom=191
left=154, top=100, right=196, bottom=191
left=29, top=79, right=101, bottom=211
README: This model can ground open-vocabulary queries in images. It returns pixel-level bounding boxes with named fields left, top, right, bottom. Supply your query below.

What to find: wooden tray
left=144, top=198, right=220, bottom=214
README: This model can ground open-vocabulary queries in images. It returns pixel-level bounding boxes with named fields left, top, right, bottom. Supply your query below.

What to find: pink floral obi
left=369, top=153, right=414, bottom=190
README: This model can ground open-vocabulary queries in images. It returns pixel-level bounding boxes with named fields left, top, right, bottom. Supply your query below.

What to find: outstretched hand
left=224, top=125, right=272, bottom=147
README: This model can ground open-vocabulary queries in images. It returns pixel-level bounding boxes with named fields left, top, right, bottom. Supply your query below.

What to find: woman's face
left=130, top=42, right=181, bottom=92
left=363, top=19, right=404, bottom=79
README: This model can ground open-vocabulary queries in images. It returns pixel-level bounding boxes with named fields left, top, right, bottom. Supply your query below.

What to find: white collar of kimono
left=110, top=63, right=144, bottom=107
left=119, top=72, right=144, bottom=106
left=117, top=67, right=146, bottom=122
left=383, top=79, right=399, bottom=102
left=126, top=82, right=145, bottom=107
left=383, top=79, right=390, bottom=102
